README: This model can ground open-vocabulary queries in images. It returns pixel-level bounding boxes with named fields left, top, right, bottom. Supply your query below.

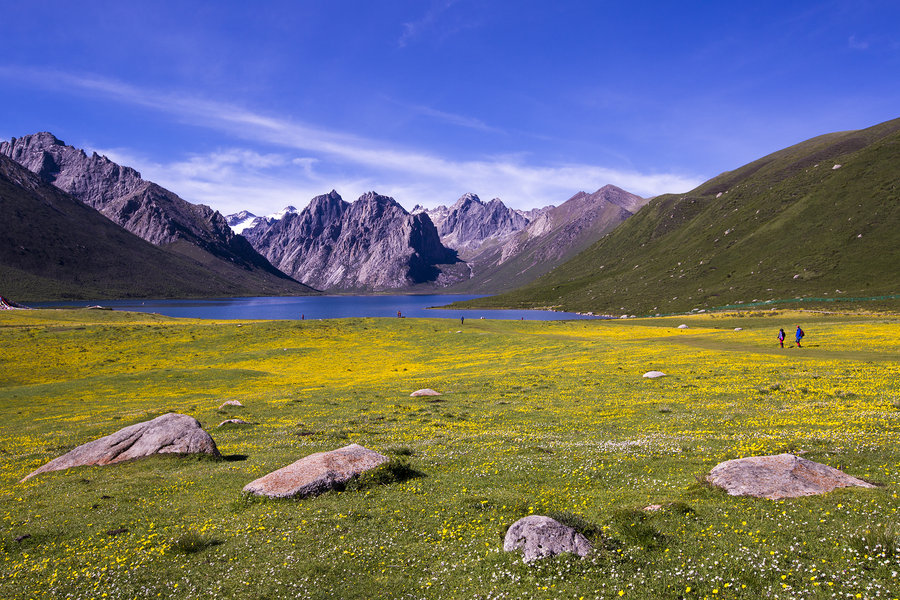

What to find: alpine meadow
left=2, top=309, right=899, bottom=599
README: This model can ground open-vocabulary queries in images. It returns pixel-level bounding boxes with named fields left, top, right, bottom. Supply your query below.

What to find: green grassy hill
left=0, top=154, right=314, bottom=302
left=459, top=117, right=900, bottom=315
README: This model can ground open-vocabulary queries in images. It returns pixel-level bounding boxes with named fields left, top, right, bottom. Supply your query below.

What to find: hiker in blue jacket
left=795, top=325, right=804, bottom=348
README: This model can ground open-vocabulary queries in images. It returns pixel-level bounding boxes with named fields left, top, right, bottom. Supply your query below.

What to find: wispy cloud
left=1, top=67, right=702, bottom=211
left=398, top=0, right=460, bottom=48
left=847, top=35, right=870, bottom=50
left=388, top=98, right=505, bottom=134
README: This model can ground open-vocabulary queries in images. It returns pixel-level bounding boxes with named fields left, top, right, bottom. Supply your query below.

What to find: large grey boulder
left=503, top=515, right=593, bottom=562
left=243, top=444, right=389, bottom=499
left=707, top=453, right=876, bottom=499
left=21, top=413, right=220, bottom=482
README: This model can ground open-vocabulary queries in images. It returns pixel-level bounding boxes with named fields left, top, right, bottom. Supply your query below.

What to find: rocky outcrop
left=1, top=133, right=310, bottom=292
left=243, top=444, right=389, bottom=498
left=424, top=193, right=529, bottom=252
left=503, top=515, right=593, bottom=562
left=707, top=453, right=876, bottom=499
left=20, top=413, right=220, bottom=482
left=244, top=191, right=458, bottom=291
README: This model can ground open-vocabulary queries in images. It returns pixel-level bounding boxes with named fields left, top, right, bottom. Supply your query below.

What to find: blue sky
left=2, top=1, right=898, bottom=214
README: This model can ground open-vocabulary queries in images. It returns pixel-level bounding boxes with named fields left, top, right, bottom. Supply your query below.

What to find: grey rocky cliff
left=244, top=191, right=458, bottom=291
left=414, top=194, right=535, bottom=255
left=433, top=193, right=529, bottom=252
left=1, top=133, right=299, bottom=284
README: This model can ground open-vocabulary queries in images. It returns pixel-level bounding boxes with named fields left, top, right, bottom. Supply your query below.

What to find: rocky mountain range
left=237, top=186, right=645, bottom=293
left=0, top=133, right=311, bottom=294
left=243, top=191, right=457, bottom=291
left=1, top=132, right=649, bottom=299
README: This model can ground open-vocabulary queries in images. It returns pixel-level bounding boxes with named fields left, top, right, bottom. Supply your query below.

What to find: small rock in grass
left=677, top=324, right=689, bottom=329
left=734, top=327, right=743, bottom=331
left=243, top=444, right=389, bottom=499
left=707, top=453, right=876, bottom=499
left=410, top=388, right=442, bottom=397
left=218, top=400, right=243, bottom=409
left=503, top=515, right=592, bottom=562
left=218, top=419, right=251, bottom=427
left=643, top=371, right=667, bottom=379
left=643, top=504, right=663, bottom=512
left=20, top=413, right=220, bottom=482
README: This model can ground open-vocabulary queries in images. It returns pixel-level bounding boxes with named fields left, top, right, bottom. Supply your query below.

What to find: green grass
left=1, top=309, right=899, bottom=599
left=457, top=117, right=900, bottom=316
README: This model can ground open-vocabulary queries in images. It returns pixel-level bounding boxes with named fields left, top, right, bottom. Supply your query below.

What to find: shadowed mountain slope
left=0, top=154, right=296, bottom=301
left=1, top=133, right=314, bottom=296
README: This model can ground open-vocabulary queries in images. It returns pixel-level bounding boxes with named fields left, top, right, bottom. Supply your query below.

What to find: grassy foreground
left=1, top=309, right=899, bottom=599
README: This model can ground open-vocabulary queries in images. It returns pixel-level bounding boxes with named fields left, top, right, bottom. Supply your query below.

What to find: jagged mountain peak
left=243, top=190, right=456, bottom=291
left=452, top=192, right=483, bottom=209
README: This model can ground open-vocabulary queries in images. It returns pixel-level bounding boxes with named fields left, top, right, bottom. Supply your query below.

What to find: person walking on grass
left=778, top=328, right=785, bottom=348
left=795, top=325, right=805, bottom=348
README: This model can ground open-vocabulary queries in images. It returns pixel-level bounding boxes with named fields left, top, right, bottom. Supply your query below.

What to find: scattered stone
left=677, top=324, right=689, bottom=329
left=734, top=327, right=743, bottom=331
left=410, top=389, right=442, bottom=397
left=707, top=453, right=876, bottom=500
left=15, top=534, right=31, bottom=542
left=243, top=444, right=389, bottom=499
left=643, top=371, right=667, bottom=379
left=643, top=504, right=663, bottom=512
left=832, top=164, right=842, bottom=170
left=503, top=515, right=593, bottom=562
left=218, top=400, right=243, bottom=409
left=218, top=419, right=251, bottom=427
left=106, top=528, right=128, bottom=537
left=20, top=413, right=220, bottom=482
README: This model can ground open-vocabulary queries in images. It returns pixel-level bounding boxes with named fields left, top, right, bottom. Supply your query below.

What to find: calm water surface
left=33, top=295, right=599, bottom=321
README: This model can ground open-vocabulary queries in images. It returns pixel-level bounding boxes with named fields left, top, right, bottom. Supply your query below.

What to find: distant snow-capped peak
left=227, top=206, right=298, bottom=234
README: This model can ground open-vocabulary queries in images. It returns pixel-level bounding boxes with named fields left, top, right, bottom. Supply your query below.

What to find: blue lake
left=32, top=295, right=599, bottom=321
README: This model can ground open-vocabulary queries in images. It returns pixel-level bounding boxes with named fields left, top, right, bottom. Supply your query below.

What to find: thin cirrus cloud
left=4, top=68, right=702, bottom=211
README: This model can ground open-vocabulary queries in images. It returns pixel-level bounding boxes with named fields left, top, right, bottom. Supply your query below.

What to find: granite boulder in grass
left=503, top=515, right=593, bottom=562
left=20, top=413, right=220, bottom=482
left=243, top=444, right=389, bottom=499
left=707, top=453, right=876, bottom=499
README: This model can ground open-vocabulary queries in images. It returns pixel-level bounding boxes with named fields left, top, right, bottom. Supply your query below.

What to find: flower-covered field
left=1, top=309, right=898, bottom=599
